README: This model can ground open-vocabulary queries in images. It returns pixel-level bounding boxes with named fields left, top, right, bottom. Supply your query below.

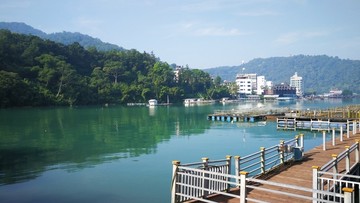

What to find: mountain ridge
left=0, top=22, right=124, bottom=51
left=204, top=55, right=360, bottom=94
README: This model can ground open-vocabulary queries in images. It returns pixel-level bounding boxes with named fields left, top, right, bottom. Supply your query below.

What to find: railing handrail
left=318, top=171, right=360, bottom=180
left=320, top=141, right=359, bottom=172
left=180, top=158, right=228, bottom=167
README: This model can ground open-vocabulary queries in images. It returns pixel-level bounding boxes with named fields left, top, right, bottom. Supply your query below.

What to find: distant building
left=273, top=83, right=296, bottom=97
left=290, top=72, right=303, bottom=97
left=235, top=74, right=253, bottom=95
left=256, top=76, right=266, bottom=95
left=235, top=73, right=272, bottom=96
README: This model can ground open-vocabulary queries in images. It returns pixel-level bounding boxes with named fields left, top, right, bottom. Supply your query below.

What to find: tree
left=103, top=60, right=124, bottom=84
left=148, top=62, right=174, bottom=101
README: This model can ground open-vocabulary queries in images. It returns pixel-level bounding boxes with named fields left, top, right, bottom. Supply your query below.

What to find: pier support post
left=340, top=125, right=343, bottom=142
left=347, top=120, right=350, bottom=138
left=342, top=188, right=354, bottom=203
left=225, top=155, right=232, bottom=191
left=240, top=171, right=249, bottom=203
left=260, top=147, right=265, bottom=174
left=202, top=157, right=209, bottom=197
left=345, top=146, right=350, bottom=173
left=332, top=154, right=338, bottom=179
left=312, top=166, right=320, bottom=203
left=234, top=156, right=241, bottom=188
left=332, top=128, right=336, bottom=146
left=322, top=131, right=327, bottom=151
left=171, top=160, right=180, bottom=203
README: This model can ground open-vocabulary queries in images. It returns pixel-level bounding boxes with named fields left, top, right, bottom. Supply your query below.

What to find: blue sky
left=1, top=0, right=360, bottom=69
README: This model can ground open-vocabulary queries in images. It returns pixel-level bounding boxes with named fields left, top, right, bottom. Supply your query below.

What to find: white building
left=290, top=72, right=303, bottom=96
left=236, top=73, right=271, bottom=95
left=236, top=74, right=253, bottom=95
left=256, top=76, right=266, bottom=95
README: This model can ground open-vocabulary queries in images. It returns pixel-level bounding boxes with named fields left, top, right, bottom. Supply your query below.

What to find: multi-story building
left=290, top=72, right=303, bottom=96
left=236, top=73, right=272, bottom=96
left=273, top=83, right=297, bottom=97
left=256, top=76, right=266, bottom=95
left=235, top=74, right=253, bottom=95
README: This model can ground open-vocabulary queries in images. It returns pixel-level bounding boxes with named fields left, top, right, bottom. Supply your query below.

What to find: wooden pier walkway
left=188, top=133, right=360, bottom=203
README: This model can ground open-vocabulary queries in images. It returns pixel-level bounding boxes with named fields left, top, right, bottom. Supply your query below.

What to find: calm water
left=0, top=99, right=359, bottom=203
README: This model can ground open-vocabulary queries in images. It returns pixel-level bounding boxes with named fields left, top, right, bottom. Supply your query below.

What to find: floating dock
left=207, top=113, right=267, bottom=123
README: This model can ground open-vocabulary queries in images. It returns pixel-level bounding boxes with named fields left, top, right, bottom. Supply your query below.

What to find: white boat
left=148, top=99, right=158, bottom=106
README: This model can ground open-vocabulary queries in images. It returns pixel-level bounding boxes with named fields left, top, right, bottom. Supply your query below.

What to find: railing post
left=332, top=128, right=336, bottom=146
left=299, top=133, right=304, bottom=148
left=345, top=146, right=350, bottom=173
left=323, top=131, right=327, bottom=151
left=353, top=120, right=356, bottom=135
left=202, top=157, right=209, bottom=197
left=171, top=160, right=180, bottom=203
left=234, top=156, right=241, bottom=188
left=342, top=188, right=354, bottom=203
left=225, top=155, right=232, bottom=191
left=279, top=140, right=285, bottom=164
left=295, top=135, right=299, bottom=147
left=240, top=171, right=249, bottom=203
left=347, top=120, right=350, bottom=138
left=332, top=154, right=338, bottom=180
left=340, top=125, right=343, bottom=142
left=260, top=147, right=265, bottom=174
left=356, top=140, right=359, bottom=163
left=312, top=166, right=320, bottom=203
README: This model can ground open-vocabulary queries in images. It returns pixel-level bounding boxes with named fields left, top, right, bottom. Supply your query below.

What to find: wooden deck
left=190, top=132, right=360, bottom=203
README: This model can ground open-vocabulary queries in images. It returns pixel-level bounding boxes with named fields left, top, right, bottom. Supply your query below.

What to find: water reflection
left=0, top=105, right=212, bottom=185
left=0, top=98, right=358, bottom=186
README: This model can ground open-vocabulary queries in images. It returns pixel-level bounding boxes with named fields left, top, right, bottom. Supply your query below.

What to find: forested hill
left=0, top=22, right=124, bottom=51
left=0, top=30, right=228, bottom=108
left=204, top=55, right=360, bottom=94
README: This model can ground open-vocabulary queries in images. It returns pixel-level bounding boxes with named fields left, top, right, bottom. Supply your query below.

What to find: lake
left=0, top=99, right=359, bottom=203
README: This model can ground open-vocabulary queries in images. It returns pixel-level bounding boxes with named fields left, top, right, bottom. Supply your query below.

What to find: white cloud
left=179, top=21, right=249, bottom=37
left=237, top=10, right=280, bottom=17
left=275, top=31, right=328, bottom=45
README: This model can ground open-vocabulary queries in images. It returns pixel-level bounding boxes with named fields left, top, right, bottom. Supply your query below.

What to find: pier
left=171, top=131, right=360, bottom=203
left=207, top=109, right=288, bottom=123
left=277, top=105, right=360, bottom=131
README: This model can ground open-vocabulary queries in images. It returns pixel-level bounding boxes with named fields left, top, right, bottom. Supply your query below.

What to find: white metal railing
left=171, top=135, right=305, bottom=203
left=171, top=165, right=357, bottom=203
left=316, top=172, right=360, bottom=202
left=313, top=140, right=360, bottom=203
left=171, top=156, right=232, bottom=202
left=235, top=136, right=302, bottom=178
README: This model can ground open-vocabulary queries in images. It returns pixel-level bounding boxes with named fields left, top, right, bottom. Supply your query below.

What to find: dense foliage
left=0, top=30, right=229, bottom=107
left=205, top=55, right=360, bottom=94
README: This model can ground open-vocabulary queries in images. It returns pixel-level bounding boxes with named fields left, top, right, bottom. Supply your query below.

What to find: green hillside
left=204, top=55, right=360, bottom=94
left=0, top=30, right=226, bottom=107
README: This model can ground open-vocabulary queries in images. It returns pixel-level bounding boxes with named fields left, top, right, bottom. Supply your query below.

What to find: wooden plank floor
left=189, top=132, right=360, bottom=203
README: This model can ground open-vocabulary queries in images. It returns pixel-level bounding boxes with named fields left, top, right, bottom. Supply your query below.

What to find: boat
left=148, top=99, right=158, bottom=106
